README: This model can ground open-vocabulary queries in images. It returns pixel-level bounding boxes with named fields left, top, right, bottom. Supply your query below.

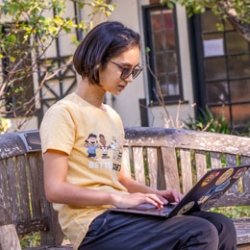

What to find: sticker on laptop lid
left=233, top=167, right=247, bottom=179
left=200, top=191, right=224, bottom=211
left=201, top=171, right=220, bottom=187
left=177, top=201, right=195, bottom=215
left=215, top=168, right=234, bottom=185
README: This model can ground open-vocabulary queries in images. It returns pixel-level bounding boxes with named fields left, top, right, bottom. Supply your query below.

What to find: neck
left=75, top=78, right=105, bottom=109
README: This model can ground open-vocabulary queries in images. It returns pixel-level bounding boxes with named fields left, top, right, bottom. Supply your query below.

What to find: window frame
left=142, top=4, right=183, bottom=105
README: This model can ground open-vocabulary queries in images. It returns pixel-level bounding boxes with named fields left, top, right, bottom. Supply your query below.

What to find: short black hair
left=73, top=21, right=141, bottom=84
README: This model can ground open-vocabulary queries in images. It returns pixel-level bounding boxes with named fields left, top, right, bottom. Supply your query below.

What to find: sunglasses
left=110, top=61, right=143, bottom=80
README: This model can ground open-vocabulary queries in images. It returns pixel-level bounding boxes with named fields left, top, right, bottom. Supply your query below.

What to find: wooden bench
left=0, top=127, right=250, bottom=249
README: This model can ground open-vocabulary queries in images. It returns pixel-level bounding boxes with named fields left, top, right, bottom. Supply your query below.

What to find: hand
left=113, top=192, right=164, bottom=209
left=156, top=189, right=183, bottom=204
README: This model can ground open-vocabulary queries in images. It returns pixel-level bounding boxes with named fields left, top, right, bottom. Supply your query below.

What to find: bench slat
left=146, top=147, right=158, bottom=189
left=17, top=155, right=31, bottom=220
left=241, top=157, right=250, bottom=194
left=0, top=160, right=9, bottom=211
left=210, top=152, right=222, bottom=169
left=161, top=147, right=180, bottom=192
left=122, top=147, right=132, bottom=178
left=194, top=151, right=207, bottom=181
left=6, top=157, right=19, bottom=221
left=180, top=149, right=193, bottom=194
left=132, top=147, right=146, bottom=185
left=27, top=153, right=43, bottom=218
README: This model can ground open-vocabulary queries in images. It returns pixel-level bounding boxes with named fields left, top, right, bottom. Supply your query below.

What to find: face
left=99, top=46, right=141, bottom=95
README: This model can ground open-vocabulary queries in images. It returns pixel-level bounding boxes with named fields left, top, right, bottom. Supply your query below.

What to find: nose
left=125, top=73, right=134, bottom=83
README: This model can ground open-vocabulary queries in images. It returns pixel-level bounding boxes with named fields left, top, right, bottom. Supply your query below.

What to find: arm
left=118, top=166, right=183, bottom=204
left=43, top=149, right=164, bottom=208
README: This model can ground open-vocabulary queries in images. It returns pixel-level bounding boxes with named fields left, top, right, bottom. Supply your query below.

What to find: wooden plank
left=226, top=154, right=238, bottom=193
left=234, top=219, right=250, bottom=245
left=194, top=150, right=207, bottom=181
left=132, top=147, right=145, bottom=185
left=241, top=157, right=250, bottom=193
left=0, top=160, right=10, bottom=211
left=210, top=152, right=222, bottom=169
left=124, top=127, right=250, bottom=157
left=0, top=224, right=21, bottom=250
left=146, top=147, right=158, bottom=190
left=27, top=153, right=43, bottom=219
left=6, top=157, right=19, bottom=222
left=180, top=149, right=193, bottom=194
left=122, top=147, right=132, bottom=178
left=161, top=147, right=180, bottom=192
left=16, top=155, right=31, bottom=220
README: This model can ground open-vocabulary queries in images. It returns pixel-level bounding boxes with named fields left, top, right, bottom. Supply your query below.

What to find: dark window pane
left=204, top=58, right=227, bottom=81
left=166, top=53, right=177, bottom=72
left=230, top=80, right=250, bottom=102
left=158, top=75, right=168, bottom=95
left=151, top=11, right=162, bottom=31
left=167, top=74, right=179, bottom=95
left=155, top=53, right=167, bottom=74
left=232, top=104, right=250, bottom=126
left=165, top=30, right=175, bottom=50
left=163, top=9, right=174, bottom=29
left=201, top=11, right=220, bottom=32
left=158, top=74, right=179, bottom=96
left=226, top=31, right=250, bottom=54
left=209, top=105, right=230, bottom=122
left=228, top=55, right=250, bottom=78
left=206, top=81, right=229, bottom=103
left=153, top=32, right=165, bottom=51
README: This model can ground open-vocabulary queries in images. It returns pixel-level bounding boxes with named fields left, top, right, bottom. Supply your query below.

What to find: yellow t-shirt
left=40, top=93, right=128, bottom=250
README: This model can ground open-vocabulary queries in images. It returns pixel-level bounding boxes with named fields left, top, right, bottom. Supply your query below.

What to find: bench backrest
left=0, top=130, right=63, bottom=246
left=0, top=127, right=250, bottom=245
left=122, top=127, right=250, bottom=207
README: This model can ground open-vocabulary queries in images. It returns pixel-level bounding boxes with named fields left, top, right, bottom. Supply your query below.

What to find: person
left=40, top=21, right=236, bottom=250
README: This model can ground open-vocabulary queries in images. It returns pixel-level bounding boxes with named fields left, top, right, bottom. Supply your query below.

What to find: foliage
left=161, top=0, right=250, bottom=21
left=183, top=106, right=231, bottom=134
left=0, top=117, right=11, bottom=133
left=0, top=0, right=116, bottom=131
left=161, top=0, right=250, bottom=42
left=209, top=206, right=250, bottom=219
left=19, top=232, right=40, bottom=248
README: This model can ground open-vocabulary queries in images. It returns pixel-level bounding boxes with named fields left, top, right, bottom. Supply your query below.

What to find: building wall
left=5, top=0, right=196, bottom=131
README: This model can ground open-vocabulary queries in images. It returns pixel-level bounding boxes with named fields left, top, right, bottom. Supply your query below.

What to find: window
left=1, top=24, right=35, bottom=117
left=200, top=10, right=250, bottom=130
left=143, top=4, right=183, bottom=104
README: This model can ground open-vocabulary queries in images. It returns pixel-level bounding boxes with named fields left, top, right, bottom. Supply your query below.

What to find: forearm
left=119, top=176, right=158, bottom=194
left=45, top=181, right=120, bottom=207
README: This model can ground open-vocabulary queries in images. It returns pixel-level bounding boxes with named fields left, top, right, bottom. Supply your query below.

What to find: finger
left=146, top=194, right=164, bottom=208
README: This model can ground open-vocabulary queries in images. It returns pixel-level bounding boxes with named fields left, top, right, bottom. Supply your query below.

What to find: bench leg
left=0, top=224, right=21, bottom=250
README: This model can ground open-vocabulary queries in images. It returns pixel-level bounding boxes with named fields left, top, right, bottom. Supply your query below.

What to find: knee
left=193, top=218, right=219, bottom=248
left=206, top=212, right=236, bottom=235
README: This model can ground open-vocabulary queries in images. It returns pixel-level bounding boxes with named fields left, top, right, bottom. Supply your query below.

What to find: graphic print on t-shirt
left=84, top=132, right=123, bottom=172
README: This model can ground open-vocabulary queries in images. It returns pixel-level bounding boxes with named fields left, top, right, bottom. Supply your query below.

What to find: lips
left=118, top=85, right=126, bottom=91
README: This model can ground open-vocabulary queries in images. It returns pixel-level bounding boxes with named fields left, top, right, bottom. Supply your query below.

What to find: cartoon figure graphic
left=99, top=134, right=110, bottom=159
left=85, top=133, right=99, bottom=158
left=110, top=136, right=123, bottom=162
left=110, top=137, right=117, bottom=158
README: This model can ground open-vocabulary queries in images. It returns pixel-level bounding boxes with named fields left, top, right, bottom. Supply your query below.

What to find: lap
left=78, top=210, right=223, bottom=250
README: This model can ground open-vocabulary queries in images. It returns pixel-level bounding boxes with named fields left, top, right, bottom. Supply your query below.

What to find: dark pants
left=78, top=210, right=236, bottom=250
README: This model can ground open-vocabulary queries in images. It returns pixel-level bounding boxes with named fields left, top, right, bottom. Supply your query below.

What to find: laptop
left=109, top=165, right=250, bottom=218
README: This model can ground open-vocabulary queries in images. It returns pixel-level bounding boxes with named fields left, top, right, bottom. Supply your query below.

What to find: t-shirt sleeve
left=40, top=103, right=75, bottom=155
